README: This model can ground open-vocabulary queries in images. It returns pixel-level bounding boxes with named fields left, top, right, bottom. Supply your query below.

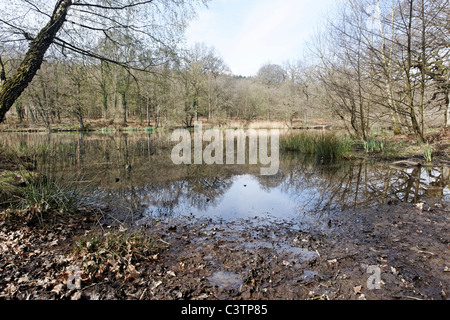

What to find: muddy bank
left=0, top=198, right=448, bottom=300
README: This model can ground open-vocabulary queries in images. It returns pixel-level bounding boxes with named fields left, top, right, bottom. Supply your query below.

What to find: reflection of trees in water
left=102, top=175, right=233, bottom=219
left=278, top=154, right=356, bottom=211
left=381, top=166, right=449, bottom=202
left=88, top=136, right=236, bottom=218
left=255, top=171, right=285, bottom=190
left=183, top=165, right=233, bottom=210
left=3, top=133, right=449, bottom=219
left=278, top=155, right=449, bottom=211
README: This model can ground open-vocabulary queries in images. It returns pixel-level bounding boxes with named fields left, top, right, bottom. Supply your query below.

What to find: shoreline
left=0, top=198, right=448, bottom=300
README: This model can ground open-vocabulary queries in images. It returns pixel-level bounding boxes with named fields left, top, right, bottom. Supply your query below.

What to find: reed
left=422, top=141, right=432, bottom=163
left=363, top=137, right=385, bottom=154
left=13, top=169, right=85, bottom=224
left=280, top=131, right=353, bottom=159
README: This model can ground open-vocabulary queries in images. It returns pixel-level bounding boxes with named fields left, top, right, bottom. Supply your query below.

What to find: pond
left=2, top=131, right=449, bottom=229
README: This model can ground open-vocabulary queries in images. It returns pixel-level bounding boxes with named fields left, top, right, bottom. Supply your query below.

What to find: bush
left=0, top=143, right=89, bottom=226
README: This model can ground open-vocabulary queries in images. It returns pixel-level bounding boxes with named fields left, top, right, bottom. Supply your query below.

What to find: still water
left=2, top=131, right=449, bottom=225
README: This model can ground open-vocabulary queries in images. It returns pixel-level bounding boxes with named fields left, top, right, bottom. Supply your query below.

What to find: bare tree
left=0, top=0, right=208, bottom=122
left=310, top=0, right=448, bottom=140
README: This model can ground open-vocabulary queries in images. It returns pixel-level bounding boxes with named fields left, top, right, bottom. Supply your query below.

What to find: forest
left=0, top=0, right=448, bottom=144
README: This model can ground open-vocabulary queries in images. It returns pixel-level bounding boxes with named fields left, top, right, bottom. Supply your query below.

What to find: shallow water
left=2, top=132, right=449, bottom=226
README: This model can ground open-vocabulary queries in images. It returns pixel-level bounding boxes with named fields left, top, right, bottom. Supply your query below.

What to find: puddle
left=207, top=271, right=243, bottom=290
left=301, top=269, right=319, bottom=281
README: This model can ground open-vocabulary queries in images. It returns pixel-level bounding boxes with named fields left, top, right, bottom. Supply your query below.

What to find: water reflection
left=1, top=132, right=449, bottom=223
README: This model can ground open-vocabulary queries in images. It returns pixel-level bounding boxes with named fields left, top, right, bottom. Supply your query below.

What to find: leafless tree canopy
left=0, top=0, right=208, bottom=122
left=1, top=0, right=206, bottom=65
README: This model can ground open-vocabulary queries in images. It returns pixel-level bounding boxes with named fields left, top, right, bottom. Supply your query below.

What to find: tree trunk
left=0, top=0, right=72, bottom=123
left=75, top=108, right=84, bottom=130
left=102, top=91, right=108, bottom=119
left=405, top=0, right=425, bottom=143
left=377, top=0, right=403, bottom=135
left=146, top=95, right=150, bottom=127
left=418, top=0, right=426, bottom=136
left=0, top=56, right=6, bottom=87
left=153, top=106, right=160, bottom=129
left=121, top=91, right=127, bottom=124
left=445, top=94, right=450, bottom=128
left=15, top=101, right=24, bottom=123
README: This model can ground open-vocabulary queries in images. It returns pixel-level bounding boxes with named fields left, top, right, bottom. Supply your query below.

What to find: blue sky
left=185, top=0, right=337, bottom=77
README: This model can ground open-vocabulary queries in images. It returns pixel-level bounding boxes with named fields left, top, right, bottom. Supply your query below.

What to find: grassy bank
left=0, top=143, right=85, bottom=225
left=0, top=118, right=333, bottom=133
left=0, top=170, right=84, bottom=225
left=280, top=128, right=450, bottom=163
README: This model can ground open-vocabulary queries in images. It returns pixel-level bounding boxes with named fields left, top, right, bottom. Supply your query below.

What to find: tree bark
left=0, top=56, right=6, bottom=87
left=405, top=0, right=425, bottom=143
left=378, top=0, right=402, bottom=134
left=121, top=92, right=127, bottom=124
left=0, top=0, right=72, bottom=122
left=445, top=94, right=450, bottom=128
left=76, top=111, right=84, bottom=130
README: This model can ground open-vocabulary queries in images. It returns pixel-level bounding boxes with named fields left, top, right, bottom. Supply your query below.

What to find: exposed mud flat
left=1, top=199, right=448, bottom=300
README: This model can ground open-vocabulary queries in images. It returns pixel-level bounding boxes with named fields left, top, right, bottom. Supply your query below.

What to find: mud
left=1, top=199, right=448, bottom=300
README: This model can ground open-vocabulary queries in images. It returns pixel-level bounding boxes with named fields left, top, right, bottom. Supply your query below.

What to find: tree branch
left=53, top=36, right=158, bottom=73
left=0, top=18, right=35, bottom=41
left=71, top=0, right=154, bottom=10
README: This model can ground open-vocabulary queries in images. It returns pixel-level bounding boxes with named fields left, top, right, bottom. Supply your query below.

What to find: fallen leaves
left=69, top=228, right=166, bottom=290
left=1, top=209, right=164, bottom=299
left=166, top=270, right=176, bottom=278
left=0, top=217, right=78, bottom=299
left=282, top=260, right=293, bottom=267
left=151, top=280, right=163, bottom=291
left=51, top=283, right=65, bottom=295
left=327, top=259, right=338, bottom=269
left=124, top=264, right=140, bottom=282
left=0, top=215, right=168, bottom=300
left=1, top=198, right=448, bottom=301
left=327, top=259, right=338, bottom=265
left=415, top=203, right=424, bottom=212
